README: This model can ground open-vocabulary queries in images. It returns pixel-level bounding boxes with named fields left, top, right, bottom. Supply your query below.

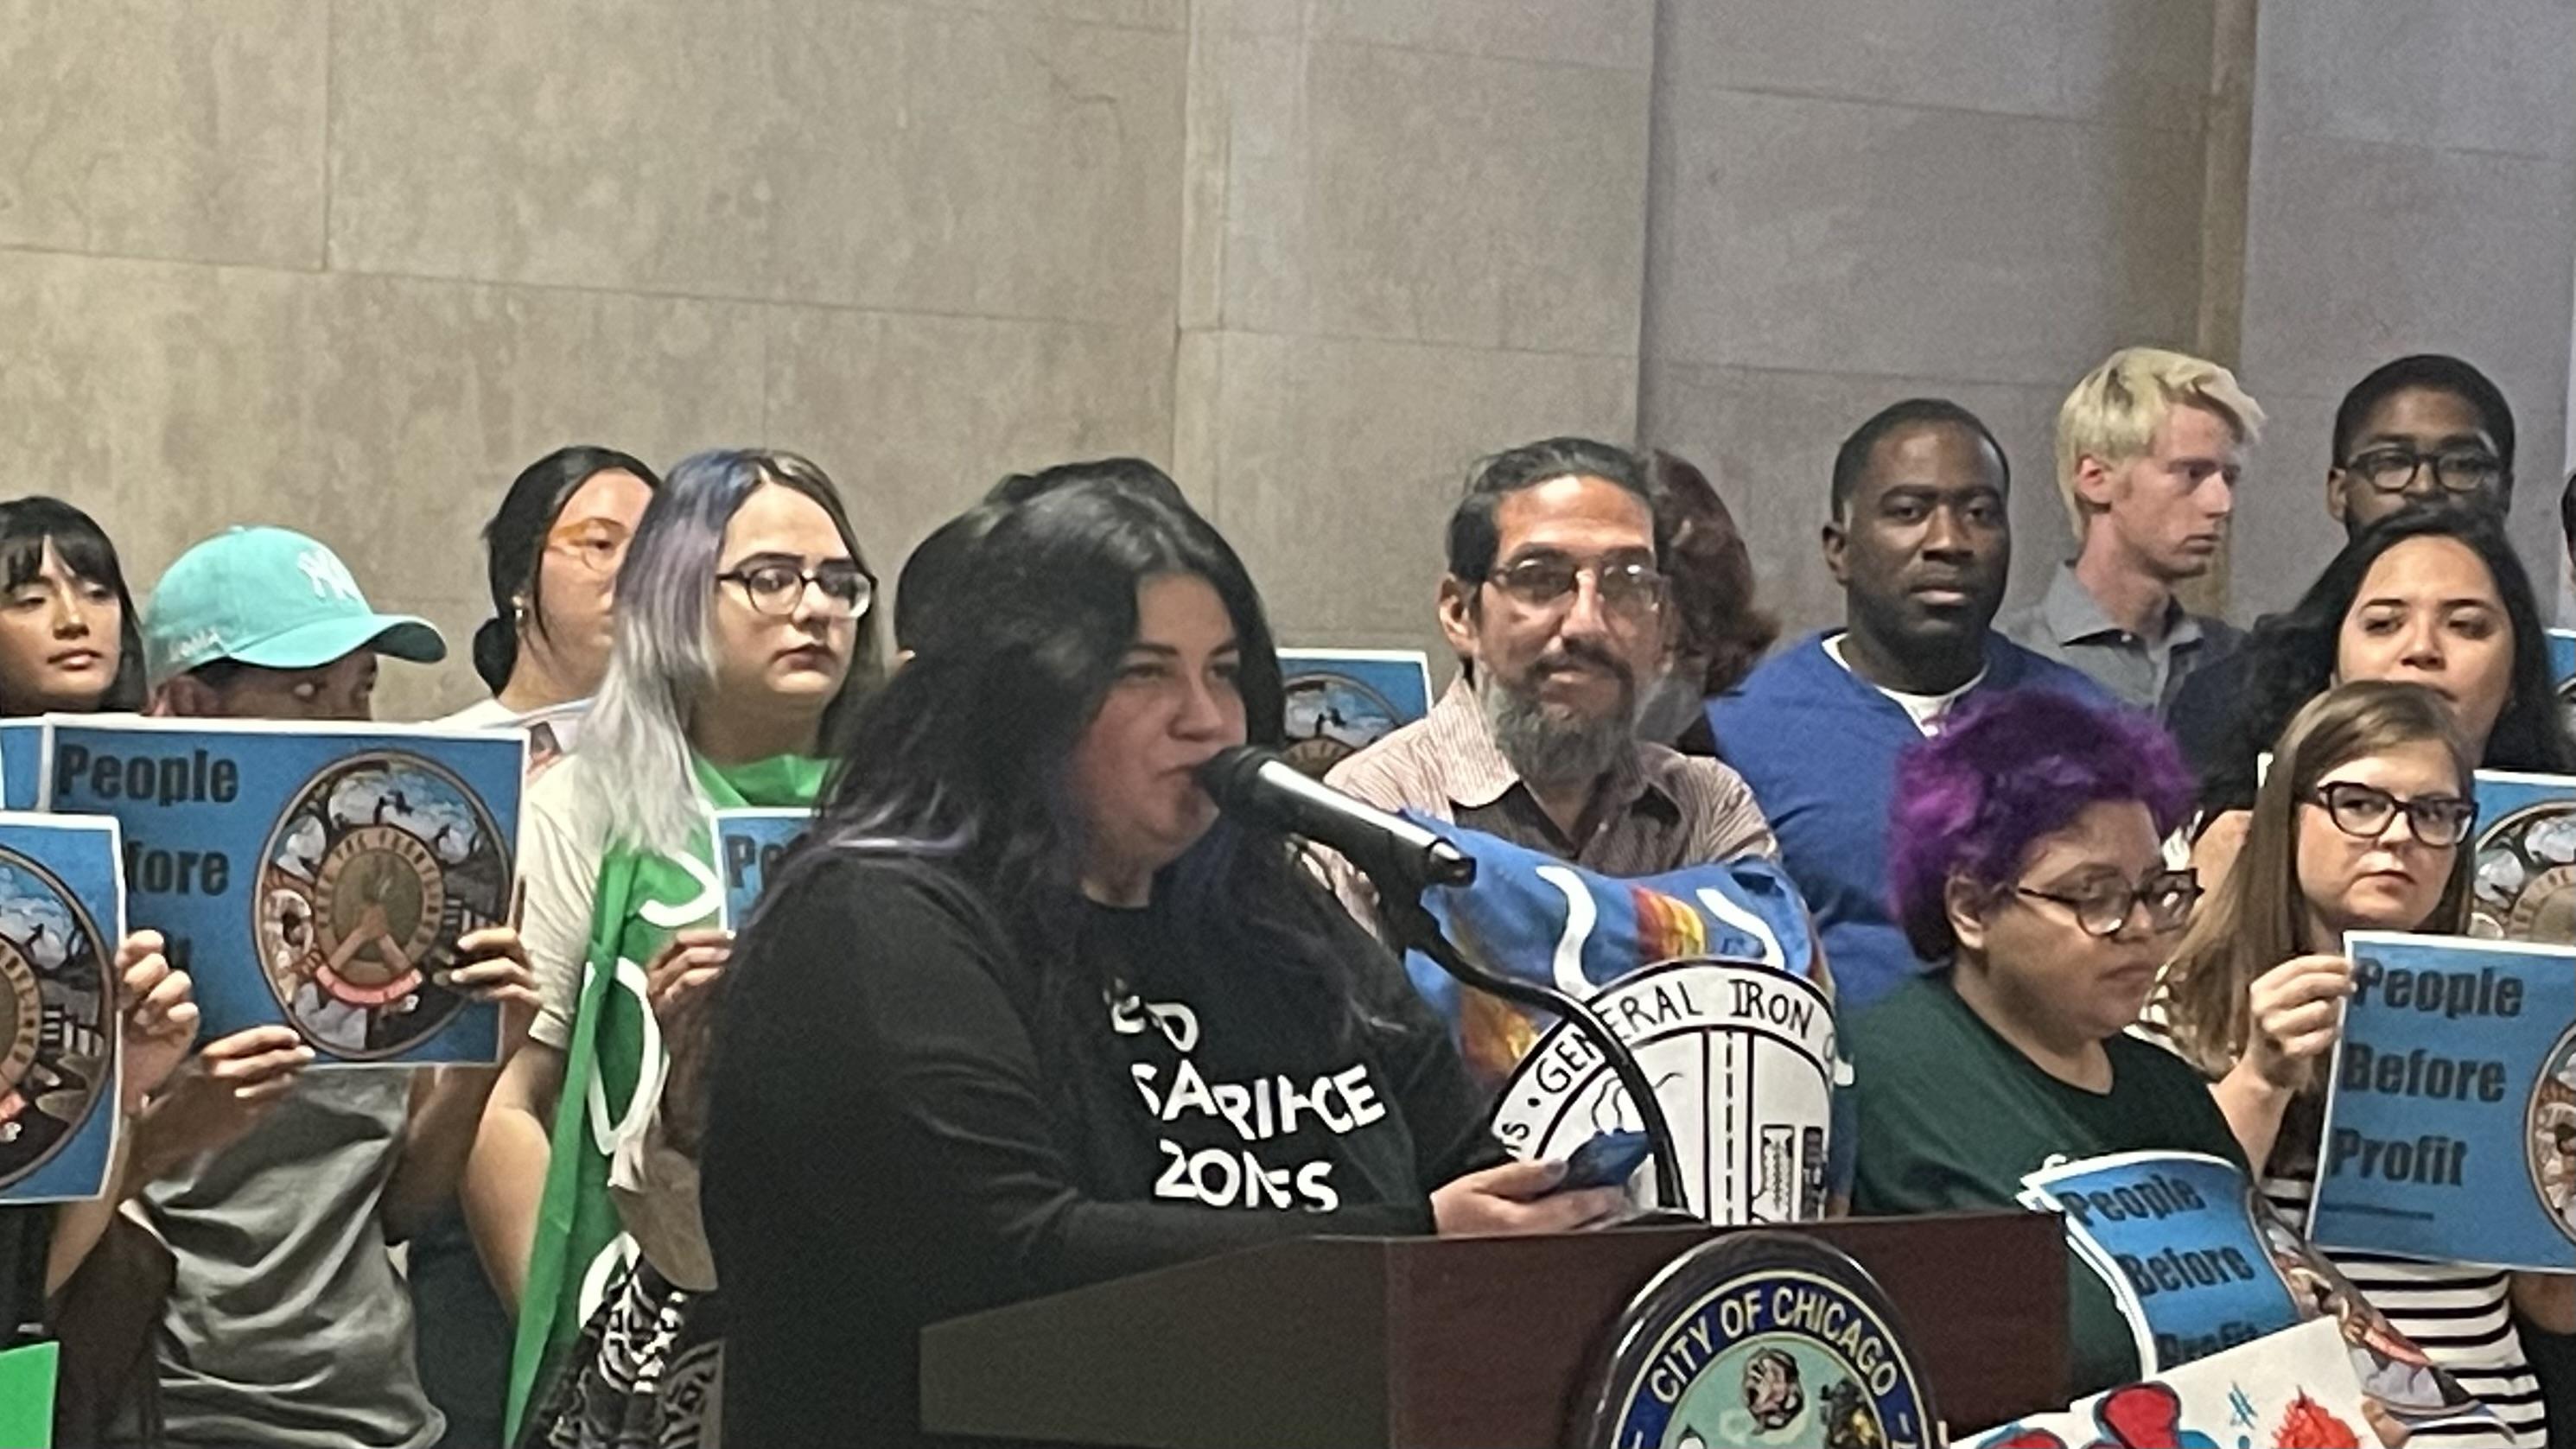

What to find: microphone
left=1196, top=747, right=1476, bottom=893
left=1198, top=742, right=1692, bottom=1216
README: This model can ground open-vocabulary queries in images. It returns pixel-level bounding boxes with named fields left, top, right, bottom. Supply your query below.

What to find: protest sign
left=1, top=721, right=41, bottom=810
left=2469, top=769, right=2576, bottom=942
left=1275, top=648, right=1433, bottom=779
left=713, top=807, right=810, bottom=931
left=41, top=717, right=524, bottom=1065
left=2310, top=930, right=2576, bottom=1271
left=1961, top=1317, right=2371, bottom=1449
left=0, top=813, right=122, bottom=1204
left=2019, top=1148, right=2500, bottom=1436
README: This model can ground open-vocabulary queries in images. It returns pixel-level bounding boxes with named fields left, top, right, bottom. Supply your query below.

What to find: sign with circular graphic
left=2471, top=795, right=2576, bottom=940
left=254, top=751, right=511, bottom=1060
left=1577, top=1230, right=1934, bottom=1449
left=1491, top=959, right=1835, bottom=1223
left=0, top=849, right=116, bottom=1193
left=2528, top=1023, right=2576, bottom=1248
left=1280, top=672, right=1408, bottom=777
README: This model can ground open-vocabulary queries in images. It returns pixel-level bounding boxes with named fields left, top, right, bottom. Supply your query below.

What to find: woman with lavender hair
left=1847, top=688, right=2242, bottom=1396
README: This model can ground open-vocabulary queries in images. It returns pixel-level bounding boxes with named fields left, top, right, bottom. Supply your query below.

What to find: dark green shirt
left=1849, top=972, right=2248, bottom=1396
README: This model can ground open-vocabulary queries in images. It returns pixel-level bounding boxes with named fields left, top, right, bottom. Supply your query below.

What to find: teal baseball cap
left=143, top=526, right=448, bottom=684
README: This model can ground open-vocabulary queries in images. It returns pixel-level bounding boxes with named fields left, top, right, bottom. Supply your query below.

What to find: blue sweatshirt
left=1707, top=631, right=2114, bottom=1013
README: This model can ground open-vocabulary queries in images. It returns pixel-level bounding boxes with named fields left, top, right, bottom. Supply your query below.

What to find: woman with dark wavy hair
left=2177, top=505, right=2576, bottom=882
left=703, top=466, right=1623, bottom=1447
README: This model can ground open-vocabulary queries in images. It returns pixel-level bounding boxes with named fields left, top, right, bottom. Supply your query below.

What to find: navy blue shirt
left=1706, top=632, right=2115, bottom=1012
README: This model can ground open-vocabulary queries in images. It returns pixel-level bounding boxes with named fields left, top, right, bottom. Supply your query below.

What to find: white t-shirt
left=1822, top=634, right=1986, bottom=736
left=516, top=752, right=619, bottom=1052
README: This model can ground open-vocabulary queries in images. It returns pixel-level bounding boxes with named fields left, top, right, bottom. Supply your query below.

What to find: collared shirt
left=1999, top=563, right=2240, bottom=718
left=1320, top=677, right=1778, bottom=928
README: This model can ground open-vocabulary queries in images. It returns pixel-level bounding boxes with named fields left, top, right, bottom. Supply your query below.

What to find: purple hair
left=1887, top=689, right=2193, bottom=962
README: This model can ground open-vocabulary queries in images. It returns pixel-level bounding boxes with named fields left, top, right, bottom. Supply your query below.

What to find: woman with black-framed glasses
left=1847, top=687, right=2244, bottom=1396
left=2159, top=680, right=2564, bottom=1447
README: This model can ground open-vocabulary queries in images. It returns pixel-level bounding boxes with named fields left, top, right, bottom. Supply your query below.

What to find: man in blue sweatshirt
left=1708, top=399, right=2111, bottom=1014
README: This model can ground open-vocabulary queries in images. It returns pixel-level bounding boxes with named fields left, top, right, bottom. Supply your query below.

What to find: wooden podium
left=920, top=1211, right=2067, bottom=1448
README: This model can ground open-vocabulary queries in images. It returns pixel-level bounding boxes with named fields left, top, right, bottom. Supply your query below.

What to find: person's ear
left=1437, top=575, right=1479, bottom=661
left=2073, top=453, right=2118, bottom=514
left=2325, top=467, right=2351, bottom=528
left=1822, top=517, right=1850, bottom=588
left=1943, top=874, right=1994, bottom=956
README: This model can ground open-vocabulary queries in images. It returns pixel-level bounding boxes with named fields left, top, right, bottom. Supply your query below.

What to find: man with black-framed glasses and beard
left=1320, top=436, right=1777, bottom=933
left=1708, top=400, right=2112, bottom=1016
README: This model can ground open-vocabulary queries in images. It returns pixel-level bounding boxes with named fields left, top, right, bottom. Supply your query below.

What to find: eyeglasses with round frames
left=545, top=520, right=633, bottom=578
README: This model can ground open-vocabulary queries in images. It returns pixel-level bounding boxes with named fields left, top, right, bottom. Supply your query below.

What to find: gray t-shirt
left=121, top=1071, right=440, bottom=1449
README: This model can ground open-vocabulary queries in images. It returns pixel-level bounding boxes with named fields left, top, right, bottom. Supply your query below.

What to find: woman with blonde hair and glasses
left=467, top=448, right=885, bottom=1448
left=2158, top=679, right=2574, bottom=1447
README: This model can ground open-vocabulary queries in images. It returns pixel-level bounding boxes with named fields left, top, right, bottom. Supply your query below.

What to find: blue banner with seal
left=0, top=812, right=124, bottom=1204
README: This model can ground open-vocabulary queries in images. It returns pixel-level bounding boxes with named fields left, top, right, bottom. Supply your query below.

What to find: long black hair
left=473, top=445, right=660, bottom=692
left=2201, top=505, right=2574, bottom=813
left=784, top=467, right=1364, bottom=1040
left=0, top=497, right=146, bottom=713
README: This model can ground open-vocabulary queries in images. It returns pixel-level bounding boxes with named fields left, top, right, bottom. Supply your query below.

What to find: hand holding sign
left=648, top=927, right=732, bottom=1156
left=2242, top=954, right=2354, bottom=1091
left=114, top=930, right=198, bottom=1117
left=441, top=925, right=539, bottom=1062
left=136, top=1026, right=315, bottom=1178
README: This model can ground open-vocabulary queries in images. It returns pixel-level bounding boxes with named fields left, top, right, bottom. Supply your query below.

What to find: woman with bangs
left=0, top=496, right=147, bottom=715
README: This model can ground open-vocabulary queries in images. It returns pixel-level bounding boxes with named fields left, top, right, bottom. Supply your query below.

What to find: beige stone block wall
left=1174, top=0, right=1656, bottom=673
left=1637, top=0, right=2225, bottom=639
left=1, top=0, right=1186, bottom=722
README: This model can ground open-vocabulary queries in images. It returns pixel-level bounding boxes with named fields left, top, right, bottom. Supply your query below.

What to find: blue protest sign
left=0, top=722, right=41, bottom=811
left=1275, top=648, right=1434, bottom=779
left=2020, top=1149, right=2502, bottom=1434
left=2019, top=1151, right=2305, bottom=1371
left=713, top=807, right=810, bottom=931
left=0, top=813, right=123, bottom=1203
left=2470, top=770, right=2576, bottom=942
left=2311, top=931, right=2576, bottom=1270
left=41, top=718, right=525, bottom=1066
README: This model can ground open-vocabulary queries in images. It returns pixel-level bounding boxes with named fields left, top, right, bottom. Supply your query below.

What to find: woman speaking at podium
left=701, top=466, right=1624, bottom=1446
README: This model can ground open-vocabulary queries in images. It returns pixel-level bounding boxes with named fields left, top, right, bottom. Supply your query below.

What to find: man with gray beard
left=1322, top=437, right=1777, bottom=937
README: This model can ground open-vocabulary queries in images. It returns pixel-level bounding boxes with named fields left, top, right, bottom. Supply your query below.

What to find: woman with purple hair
left=1848, top=687, right=2242, bottom=1396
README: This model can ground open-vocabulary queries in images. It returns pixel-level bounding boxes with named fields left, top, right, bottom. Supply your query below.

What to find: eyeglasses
left=546, top=520, right=633, bottom=577
left=2014, top=868, right=2203, bottom=938
left=2343, top=446, right=2508, bottom=499
left=2303, top=781, right=2477, bottom=848
left=716, top=560, right=875, bottom=619
left=1483, top=555, right=1665, bottom=620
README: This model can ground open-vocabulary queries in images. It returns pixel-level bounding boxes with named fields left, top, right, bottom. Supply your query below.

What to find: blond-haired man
left=2000, top=347, right=2266, bottom=716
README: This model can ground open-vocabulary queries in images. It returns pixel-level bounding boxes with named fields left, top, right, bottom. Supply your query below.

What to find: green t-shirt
left=1848, top=971, right=2247, bottom=1397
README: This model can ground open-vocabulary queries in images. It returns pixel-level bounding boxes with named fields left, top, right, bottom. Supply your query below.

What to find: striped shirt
left=1320, top=677, right=1778, bottom=925
left=2265, top=1169, right=2547, bottom=1447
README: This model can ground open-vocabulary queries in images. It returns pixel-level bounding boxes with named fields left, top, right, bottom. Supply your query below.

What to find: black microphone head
left=1195, top=745, right=1277, bottom=809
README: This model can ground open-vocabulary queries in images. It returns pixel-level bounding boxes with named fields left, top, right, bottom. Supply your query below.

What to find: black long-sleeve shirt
left=703, top=855, right=1489, bottom=1448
